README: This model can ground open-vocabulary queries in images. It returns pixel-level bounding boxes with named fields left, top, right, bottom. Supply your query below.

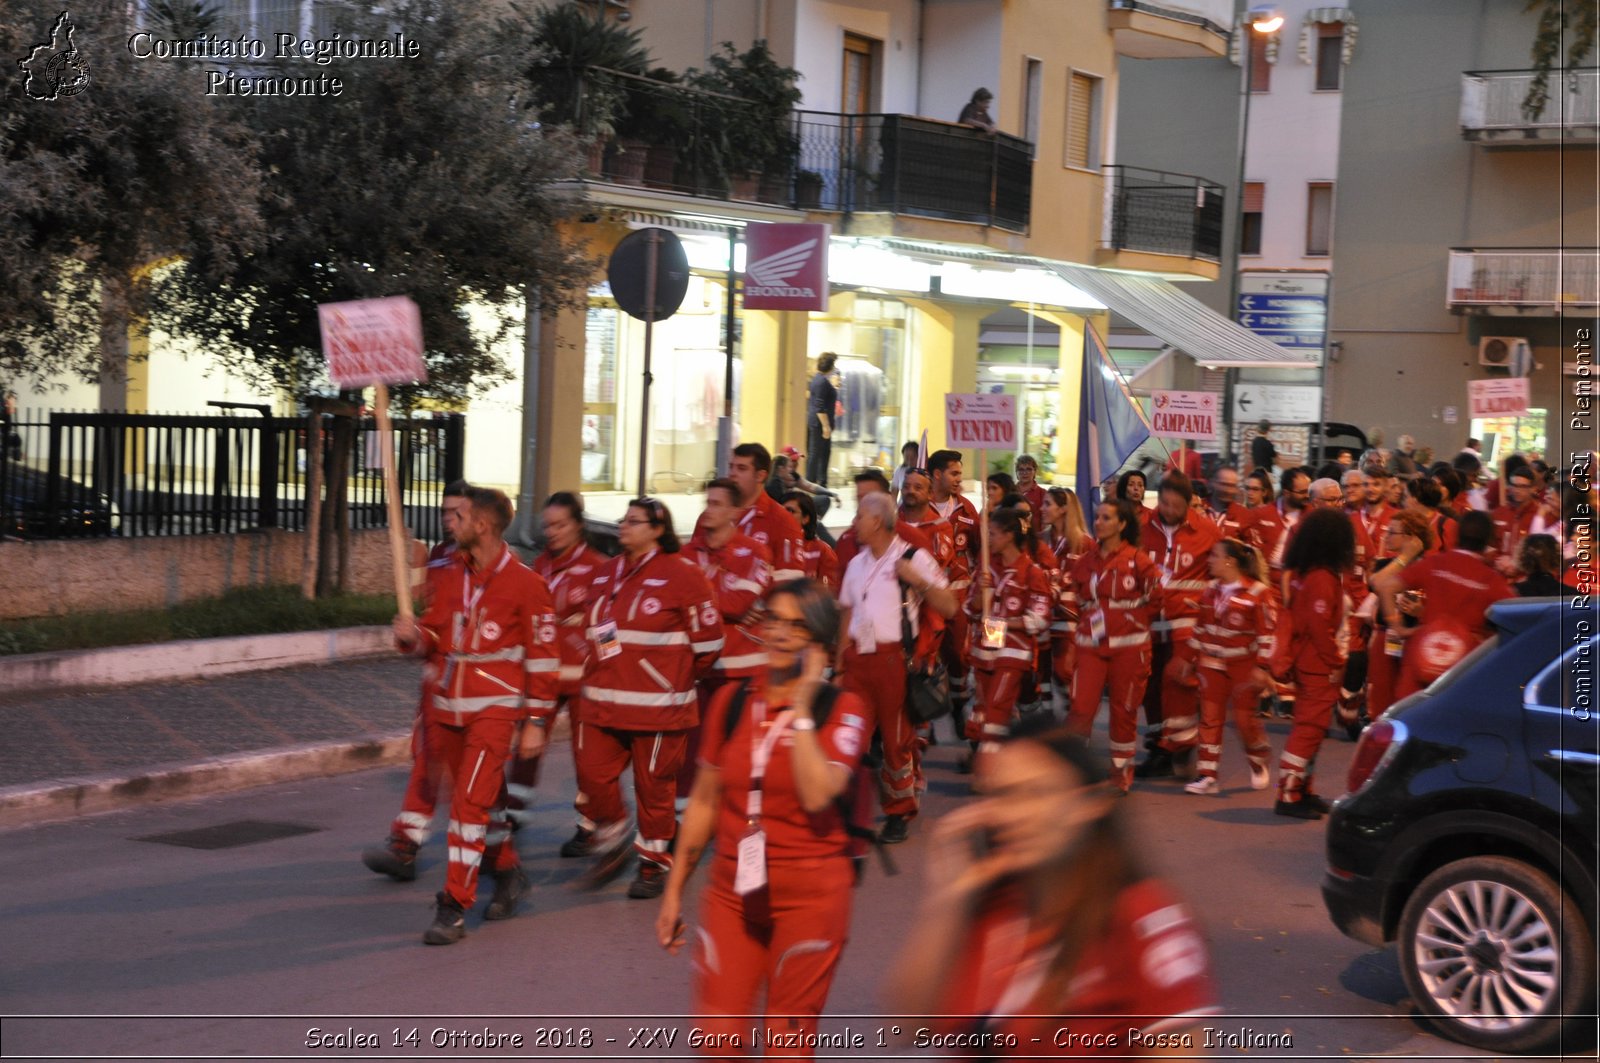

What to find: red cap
left=780, top=445, right=802, bottom=461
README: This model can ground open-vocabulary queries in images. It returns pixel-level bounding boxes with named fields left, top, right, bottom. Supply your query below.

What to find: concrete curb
left=0, top=715, right=577, bottom=830
left=0, top=626, right=393, bottom=699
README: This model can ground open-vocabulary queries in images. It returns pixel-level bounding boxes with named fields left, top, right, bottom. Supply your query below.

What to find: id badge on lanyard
left=737, top=704, right=793, bottom=896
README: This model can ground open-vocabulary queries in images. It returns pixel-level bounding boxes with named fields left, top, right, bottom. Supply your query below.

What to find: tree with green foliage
left=154, top=0, right=594, bottom=405
left=1523, top=0, right=1597, bottom=122
left=0, top=0, right=265, bottom=393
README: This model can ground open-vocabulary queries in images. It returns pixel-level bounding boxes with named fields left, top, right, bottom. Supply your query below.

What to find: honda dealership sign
left=742, top=223, right=830, bottom=311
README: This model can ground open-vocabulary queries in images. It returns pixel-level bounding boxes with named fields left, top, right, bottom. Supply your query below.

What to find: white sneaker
left=1249, top=762, right=1271, bottom=791
left=1184, top=776, right=1218, bottom=796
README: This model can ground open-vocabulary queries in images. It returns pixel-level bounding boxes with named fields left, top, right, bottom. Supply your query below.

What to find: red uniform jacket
left=1285, top=567, right=1349, bottom=675
left=581, top=550, right=725, bottom=731
left=531, top=542, right=608, bottom=698
left=897, top=508, right=955, bottom=569
left=686, top=529, right=773, bottom=678
left=1202, top=500, right=1254, bottom=543
left=410, top=545, right=559, bottom=726
left=1400, top=549, right=1514, bottom=644
left=1141, top=509, right=1220, bottom=643
left=1353, top=503, right=1395, bottom=560
left=416, top=540, right=458, bottom=714
left=964, top=552, right=1052, bottom=671
left=932, top=493, right=981, bottom=589
left=1044, top=529, right=1090, bottom=639
left=1192, top=579, right=1277, bottom=669
left=1249, top=500, right=1306, bottom=591
left=738, top=491, right=805, bottom=581
left=1490, top=500, right=1556, bottom=577
left=1064, top=544, right=1166, bottom=654
left=798, top=538, right=840, bottom=593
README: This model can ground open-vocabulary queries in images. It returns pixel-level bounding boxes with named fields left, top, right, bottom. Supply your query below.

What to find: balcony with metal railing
left=1447, top=248, right=1600, bottom=314
left=1095, top=165, right=1223, bottom=278
left=1460, top=69, right=1600, bottom=144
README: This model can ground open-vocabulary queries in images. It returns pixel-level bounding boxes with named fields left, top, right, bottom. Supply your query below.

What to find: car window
left=1525, top=633, right=1599, bottom=711
left=1423, top=635, right=1500, bottom=695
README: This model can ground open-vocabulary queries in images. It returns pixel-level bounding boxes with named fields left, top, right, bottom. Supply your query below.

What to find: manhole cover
left=135, top=820, right=323, bottom=850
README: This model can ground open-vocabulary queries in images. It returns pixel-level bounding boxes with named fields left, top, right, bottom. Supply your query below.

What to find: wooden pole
left=301, top=408, right=323, bottom=600
left=375, top=383, right=413, bottom=622
left=979, top=447, right=992, bottom=619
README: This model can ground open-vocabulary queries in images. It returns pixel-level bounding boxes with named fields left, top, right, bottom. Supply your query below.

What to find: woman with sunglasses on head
left=579, top=498, right=725, bottom=900
left=658, top=579, right=874, bottom=1057
left=528, top=491, right=610, bottom=858
left=783, top=491, right=839, bottom=594
left=888, top=724, right=1217, bottom=1056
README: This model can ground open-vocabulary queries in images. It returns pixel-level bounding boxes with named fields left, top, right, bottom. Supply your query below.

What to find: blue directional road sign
left=1237, top=274, right=1328, bottom=353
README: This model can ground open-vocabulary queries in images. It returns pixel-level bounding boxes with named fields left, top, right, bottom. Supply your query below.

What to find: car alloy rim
left=1413, top=880, right=1559, bottom=1031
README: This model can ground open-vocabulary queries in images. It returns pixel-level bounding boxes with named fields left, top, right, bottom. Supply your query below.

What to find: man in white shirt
left=837, top=492, right=956, bottom=843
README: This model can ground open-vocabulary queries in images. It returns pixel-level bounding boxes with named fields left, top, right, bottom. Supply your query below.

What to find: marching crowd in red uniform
left=357, top=435, right=1588, bottom=1056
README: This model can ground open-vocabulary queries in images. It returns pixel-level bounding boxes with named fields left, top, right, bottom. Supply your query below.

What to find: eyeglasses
left=619, top=517, right=652, bottom=527
left=761, top=615, right=811, bottom=636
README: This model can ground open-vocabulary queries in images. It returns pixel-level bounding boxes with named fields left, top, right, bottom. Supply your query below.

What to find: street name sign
left=1237, top=273, right=1328, bottom=356
left=1232, top=383, right=1321, bottom=424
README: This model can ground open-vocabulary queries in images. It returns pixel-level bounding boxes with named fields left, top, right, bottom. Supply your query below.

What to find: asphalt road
left=0, top=722, right=1500, bottom=1062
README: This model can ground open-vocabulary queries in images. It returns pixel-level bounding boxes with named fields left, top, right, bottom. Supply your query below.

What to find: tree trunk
left=318, top=414, right=354, bottom=596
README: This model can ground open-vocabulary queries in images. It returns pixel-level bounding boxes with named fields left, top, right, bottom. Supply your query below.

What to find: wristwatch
left=791, top=718, right=817, bottom=732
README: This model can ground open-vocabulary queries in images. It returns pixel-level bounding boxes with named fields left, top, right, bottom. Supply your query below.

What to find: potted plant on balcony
left=1507, top=274, right=1529, bottom=301
left=794, top=169, right=825, bottom=209
left=509, top=1, right=652, bottom=176
left=616, top=67, right=691, bottom=190
left=687, top=41, right=802, bottom=202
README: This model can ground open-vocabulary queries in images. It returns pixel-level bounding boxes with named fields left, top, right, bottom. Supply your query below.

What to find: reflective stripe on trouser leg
left=440, top=714, right=517, bottom=908
left=1108, top=647, right=1152, bottom=790
left=965, top=668, right=1021, bottom=749
left=572, top=723, right=633, bottom=832
left=391, top=711, right=442, bottom=845
left=1278, top=670, right=1337, bottom=801
left=841, top=643, right=917, bottom=818
left=633, top=729, right=688, bottom=868
left=1159, top=639, right=1200, bottom=748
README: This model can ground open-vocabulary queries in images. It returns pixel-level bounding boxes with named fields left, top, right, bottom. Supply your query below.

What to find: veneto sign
left=945, top=393, right=1017, bottom=447
left=1150, top=390, right=1219, bottom=441
left=1468, top=377, right=1531, bottom=418
left=742, top=222, right=830, bottom=311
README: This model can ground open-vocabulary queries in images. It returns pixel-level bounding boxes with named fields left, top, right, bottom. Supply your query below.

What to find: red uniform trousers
left=426, top=715, right=520, bottom=909
left=1279, top=670, right=1339, bottom=802
left=1153, top=637, right=1202, bottom=753
left=1194, top=661, right=1271, bottom=781
left=940, top=610, right=971, bottom=702
left=841, top=641, right=920, bottom=819
left=1065, top=645, right=1153, bottom=791
left=389, top=705, right=444, bottom=848
left=965, top=666, right=1025, bottom=757
left=1366, top=630, right=1399, bottom=717
left=573, top=722, right=689, bottom=869
left=692, top=857, right=854, bottom=1058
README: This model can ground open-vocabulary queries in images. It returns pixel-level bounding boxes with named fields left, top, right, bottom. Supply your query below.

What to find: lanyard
left=1215, top=581, right=1241, bottom=619
left=745, top=697, right=795, bottom=823
left=458, top=548, right=512, bottom=648
left=603, top=549, right=658, bottom=616
left=545, top=544, right=586, bottom=592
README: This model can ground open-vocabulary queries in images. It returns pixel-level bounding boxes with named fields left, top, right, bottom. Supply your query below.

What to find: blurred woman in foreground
left=887, top=725, right=1217, bottom=1057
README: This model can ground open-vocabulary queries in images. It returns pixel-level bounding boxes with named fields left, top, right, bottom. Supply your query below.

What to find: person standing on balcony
left=958, top=87, right=997, bottom=134
left=806, top=353, right=839, bottom=488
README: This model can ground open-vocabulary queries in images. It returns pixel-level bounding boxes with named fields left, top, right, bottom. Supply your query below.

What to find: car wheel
left=1397, top=855, right=1595, bottom=1054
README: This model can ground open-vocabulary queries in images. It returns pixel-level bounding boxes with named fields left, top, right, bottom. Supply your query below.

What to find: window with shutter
left=1241, top=182, right=1264, bottom=256
left=1065, top=71, right=1099, bottom=170
left=1315, top=23, right=1344, bottom=90
left=1248, top=34, right=1271, bottom=92
left=1306, top=183, right=1334, bottom=256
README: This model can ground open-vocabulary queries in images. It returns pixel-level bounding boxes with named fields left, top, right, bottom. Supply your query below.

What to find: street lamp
left=1224, top=5, right=1282, bottom=464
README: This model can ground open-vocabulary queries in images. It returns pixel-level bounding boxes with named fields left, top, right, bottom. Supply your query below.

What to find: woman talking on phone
left=656, top=579, right=874, bottom=1057
left=887, top=724, right=1218, bottom=1056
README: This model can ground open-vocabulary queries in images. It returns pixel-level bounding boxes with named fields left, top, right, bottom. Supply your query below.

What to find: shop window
left=582, top=305, right=621, bottom=489
left=1471, top=410, right=1548, bottom=470
left=1315, top=24, right=1345, bottom=91
left=1306, top=182, right=1333, bottom=257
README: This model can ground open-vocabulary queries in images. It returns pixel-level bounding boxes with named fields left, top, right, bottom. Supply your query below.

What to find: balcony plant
left=794, top=169, right=824, bottom=208
left=509, top=1, right=652, bottom=172
left=687, top=41, right=802, bottom=201
left=615, top=67, right=692, bottom=188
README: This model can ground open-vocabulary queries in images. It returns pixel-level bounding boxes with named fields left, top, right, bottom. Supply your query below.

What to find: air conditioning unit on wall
left=1479, top=336, right=1531, bottom=372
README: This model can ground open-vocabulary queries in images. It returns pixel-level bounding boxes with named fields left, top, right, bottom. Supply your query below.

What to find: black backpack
left=721, top=679, right=897, bottom=884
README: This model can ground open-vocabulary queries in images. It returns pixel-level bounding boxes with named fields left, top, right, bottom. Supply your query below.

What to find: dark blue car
left=1322, top=597, right=1597, bottom=1054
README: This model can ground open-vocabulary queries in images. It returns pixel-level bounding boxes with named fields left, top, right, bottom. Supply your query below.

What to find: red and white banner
left=1468, top=377, right=1530, bottom=418
left=318, top=296, right=427, bottom=389
left=742, top=223, right=830, bottom=311
left=1150, top=389, right=1220, bottom=442
left=945, top=393, right=1017, bottom=448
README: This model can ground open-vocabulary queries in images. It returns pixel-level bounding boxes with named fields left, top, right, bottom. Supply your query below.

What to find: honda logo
left=743, top=223, right=830, bottom=311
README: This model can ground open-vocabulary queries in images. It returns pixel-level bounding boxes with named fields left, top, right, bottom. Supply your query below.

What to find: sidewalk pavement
left=0, top=656, right=425, bottom=827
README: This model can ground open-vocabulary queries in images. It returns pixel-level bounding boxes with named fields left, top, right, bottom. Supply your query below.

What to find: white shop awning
left=1050, top=264, right=1319, bottom=369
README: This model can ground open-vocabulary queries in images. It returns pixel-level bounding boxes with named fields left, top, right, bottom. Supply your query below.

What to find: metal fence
left=0, top=409, right=465, bottom=542
left=793, top=111, right=1033, bottom=231
left=1103, top=165, right=1224, bottom=262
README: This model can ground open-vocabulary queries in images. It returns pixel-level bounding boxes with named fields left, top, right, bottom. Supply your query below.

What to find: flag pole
left=979, top=447, right=992, bottom=620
